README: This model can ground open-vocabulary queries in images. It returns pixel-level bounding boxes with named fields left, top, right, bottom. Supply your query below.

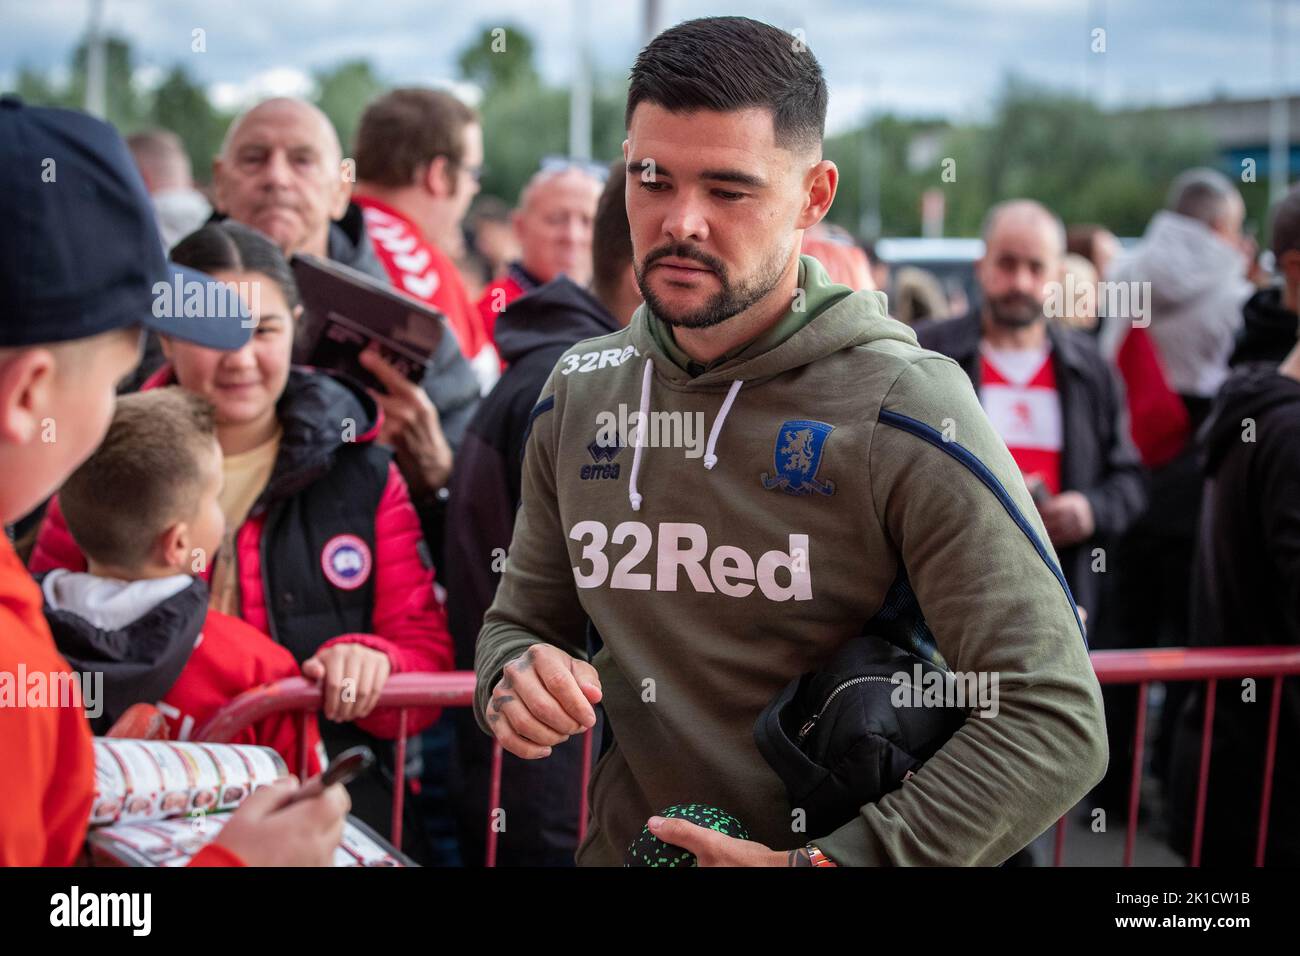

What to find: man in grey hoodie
left=1104, top=167, right=1254, bottom=411
left=474, top=16, right=1107, bottom=866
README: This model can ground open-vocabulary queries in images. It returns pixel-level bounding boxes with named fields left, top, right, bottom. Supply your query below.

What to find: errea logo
left=559, top=345, right=638, bottom=375
left=582, top=436, right=622, bottom=481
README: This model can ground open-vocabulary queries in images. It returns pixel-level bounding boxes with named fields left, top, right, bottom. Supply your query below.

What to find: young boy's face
left=183, top=437, right=226, bottom=573
left=0, top=328, right=142, bottom=525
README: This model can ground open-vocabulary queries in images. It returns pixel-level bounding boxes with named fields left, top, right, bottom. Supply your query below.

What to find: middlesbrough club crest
left=321, top=534, right=372, bottom=590
left=761, top=419, right=836, bottom=496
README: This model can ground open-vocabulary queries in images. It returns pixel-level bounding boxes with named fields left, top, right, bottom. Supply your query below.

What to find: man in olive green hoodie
left=474, top=16, right=1108, bottom=866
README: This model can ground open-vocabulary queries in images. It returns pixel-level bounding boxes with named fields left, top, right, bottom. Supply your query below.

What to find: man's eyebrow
left=624, top=161, right=765, bottom=189
left=700, top=168, right=766, bottom=188
left=627, top=160, right=668, bottom=177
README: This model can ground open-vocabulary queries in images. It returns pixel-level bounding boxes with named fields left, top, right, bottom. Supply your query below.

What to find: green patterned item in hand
left=624, top=804, right=750, bottom=867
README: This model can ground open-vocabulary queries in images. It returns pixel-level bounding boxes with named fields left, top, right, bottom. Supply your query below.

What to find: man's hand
left=212, top=776, right=350, bottom=867
left=1037, top=490, right=1095, bottom=548
left=646, top=816, right=795, bottom=866
left=358, top=346, right=453, bottom=494
left=302, top=643, right=393, bottom=722
left=486, top=645, right=602, bottom=759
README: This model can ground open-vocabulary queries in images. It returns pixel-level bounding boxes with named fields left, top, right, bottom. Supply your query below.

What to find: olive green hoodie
left=475, top=255, right=1107, bottom=866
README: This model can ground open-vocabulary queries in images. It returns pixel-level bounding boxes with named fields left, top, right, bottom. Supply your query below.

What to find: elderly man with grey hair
left=211, top=96, right=480, bottom=469
left=475, top=163, right=605, bottom=334
left=1105, top=167, right=1255, bottom=407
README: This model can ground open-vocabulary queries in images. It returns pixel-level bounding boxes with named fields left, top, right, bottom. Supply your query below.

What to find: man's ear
left=211, top=156, right=229, bottom=214
left=159, top=334, right=175, bottom=364
left=330, top=160, right=353, bottom=220
left=0, top=349, right=55, bottom=445
left=512, top=208, right=527, bottom=243
left=423, top=156, right=453, bottom=200
left=796, top=159, right=837, bottom=231
left=155, top=520, right=190, bottom=572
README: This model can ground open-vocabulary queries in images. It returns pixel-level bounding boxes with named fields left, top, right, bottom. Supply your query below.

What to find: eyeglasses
left=435, top=154, right=484, bottom=183
left=538, top=155, right=609, bottom=182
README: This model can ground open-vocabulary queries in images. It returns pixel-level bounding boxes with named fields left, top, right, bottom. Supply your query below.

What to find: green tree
left=150, top=65, right=229, bottom=183
left=460, top=20, right=624, bottom=206
left=314, top=60, right=385, bottom=154
left=12, top=65, right=74, bottom=108
left=825, top=76, right=1218, bottom=240
left=457, top=25, right=539, bottom=95
left=69, top=35, right=143, bottom=130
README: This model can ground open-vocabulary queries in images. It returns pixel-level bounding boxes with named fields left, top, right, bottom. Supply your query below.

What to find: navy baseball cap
left=0, top=96, right=253, bottom=350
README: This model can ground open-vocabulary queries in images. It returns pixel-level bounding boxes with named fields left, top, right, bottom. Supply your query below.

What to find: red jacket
left=32, top=367, right=453, bottom=740
left=162, top=609, right=324, bottom=777
left=1115, top=324, right=1191, bottom=470
left=476, top=264, right=537, bottom=350
left=0, top=536, right=96, bottom=866
left=1, top=538, right=235, bottom=866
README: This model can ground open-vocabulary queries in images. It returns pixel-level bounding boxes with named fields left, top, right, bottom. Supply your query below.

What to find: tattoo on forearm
left=788, top=849, right=812, bottom=867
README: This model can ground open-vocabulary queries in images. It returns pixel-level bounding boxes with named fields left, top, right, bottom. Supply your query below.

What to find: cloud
left=1, top=0, right=1291, bottom=134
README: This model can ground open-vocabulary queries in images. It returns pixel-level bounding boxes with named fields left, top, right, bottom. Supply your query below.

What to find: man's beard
left=636, top=241, right=789, bottom=329
left=985, top=292, right=1046, bottom=329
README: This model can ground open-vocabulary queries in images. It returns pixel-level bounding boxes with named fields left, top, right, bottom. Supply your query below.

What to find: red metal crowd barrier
left=193, top=670, right=592, bottom=865
left=197, top=648, right=1298, bottom=868
left=1055, top=646, right=1300, bottom=867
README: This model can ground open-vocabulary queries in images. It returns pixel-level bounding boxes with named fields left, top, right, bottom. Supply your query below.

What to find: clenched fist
left=486, top=644, right=602, bottom=759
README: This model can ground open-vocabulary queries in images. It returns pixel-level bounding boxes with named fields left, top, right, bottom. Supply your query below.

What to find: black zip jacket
left=914, top=313, right=1148, bottom=619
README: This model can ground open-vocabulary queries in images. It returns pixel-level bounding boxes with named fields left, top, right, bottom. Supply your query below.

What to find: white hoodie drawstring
left=628, top=358, right=655, bottom=511
left=626, top=356, right=744, bottom=511
left=703, top=379, right=743, bottom=470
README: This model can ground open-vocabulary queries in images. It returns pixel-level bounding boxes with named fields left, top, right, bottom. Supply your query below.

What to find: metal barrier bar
left=1124, top=682, right=1148, bottom=867
left=1057, top=646, right=1300, bottom=867
left=197, top=648, right=1300, bottom=867
left=1190, top=679, right=1216, bottom=866
left=487, top=742, right=504, bottom=867
left=196, top=673, right=478, bottom=852
left=1256, top=675, right=1284, bottom=867
left=196, top=672, right=597, bottom=867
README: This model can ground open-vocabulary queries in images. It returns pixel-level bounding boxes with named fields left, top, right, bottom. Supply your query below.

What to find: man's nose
left=260, top=149, right=295, bottom=188
left=1013, top=265, right=1039, bottom=295
left=562, top=216, right=589, bottom=244
left=662, top=191, right=708, bottom=244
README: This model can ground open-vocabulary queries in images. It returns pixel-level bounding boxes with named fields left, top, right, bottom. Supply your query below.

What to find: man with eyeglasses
left=353, top=88, right=499, bottom=396
left=475, top=160, right=606, bottom=348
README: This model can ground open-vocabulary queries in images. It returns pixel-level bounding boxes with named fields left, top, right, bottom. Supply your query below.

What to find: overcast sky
left=1, top=0, right=1293, bottom=132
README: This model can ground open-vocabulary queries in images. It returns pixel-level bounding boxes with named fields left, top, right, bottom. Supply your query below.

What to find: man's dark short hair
left=354, top=88, right=479, bottom=189
left=591, top=160, right=633, bottom=302
left=626, top=16, right=827, bottom=153
left=1270, top=182, right=1300, bottom=261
